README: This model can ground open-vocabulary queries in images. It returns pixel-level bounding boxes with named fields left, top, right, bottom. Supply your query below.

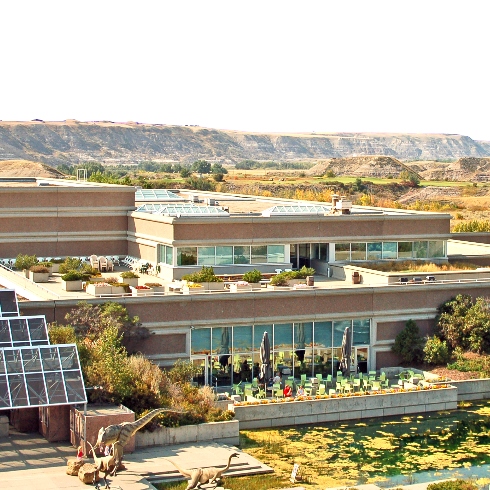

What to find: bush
left=270, top=273, right=289, bottom=286
left=182, top=266, right=223, bottom=283
left=29, top=265, right=49, bottom=273
left=59, top=257, right=83, bottom=274
left=242, top=269, right=262, bottom=283
left=424, top=335, right=451, bottom=365
left=290, top=266, right=315, bottom=279
left=61, top=270, right=85, bottom=281
left=15, top=254, right=38, bottom=270
left=427, top=480, right=478, bottom=490
left=392, top=319, right=424, bottom=364
left=120, top=271, right=140, bottom=279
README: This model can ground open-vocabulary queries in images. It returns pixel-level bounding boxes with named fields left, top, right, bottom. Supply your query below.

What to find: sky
left=1, top=1, right=489, bottom=140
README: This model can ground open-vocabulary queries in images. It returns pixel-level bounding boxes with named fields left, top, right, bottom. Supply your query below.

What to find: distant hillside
left=0, top=160, right=65, bottom=178
left=0, top=120, right=489, bottom=167
left=306, top=156, right=418, bottom=178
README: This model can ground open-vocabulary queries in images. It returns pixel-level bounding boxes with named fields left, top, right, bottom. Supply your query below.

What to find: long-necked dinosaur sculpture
left=166, top=452, right=239, bottom=490
left=94, top=408, right=184, bottom=472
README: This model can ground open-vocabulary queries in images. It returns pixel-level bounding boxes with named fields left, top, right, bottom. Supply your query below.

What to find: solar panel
left=0, top=290, right=87, bottom=410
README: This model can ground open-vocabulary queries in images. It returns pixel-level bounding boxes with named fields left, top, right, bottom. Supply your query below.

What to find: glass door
left=191, top=355, right=210, bottom=386
left=355, top=347, right=369, bottom=374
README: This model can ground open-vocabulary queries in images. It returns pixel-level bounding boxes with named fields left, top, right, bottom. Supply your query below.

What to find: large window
left=234, top=246, right=250, bottom=264
left=198, top=247, right=215, bottom=266
left=335, top=243, right=350, bottom=261
left=367, top=242, right=382, bottom=260
left=351, top=243, right=366, bottom=261
left=398, top=242, right=412, bottom=259
left=157, top=244, right=174, bottom=265
left=216, top=246, right=233, bottom=265
left=267, top=245, right=285, bottom=263
left=251, top=245, right=267, bottom=264
left=382, top=242, right=397, bottom=260
left=177, top=247, right=197, bottom=266
left=429, top=240, right=445, bottom=258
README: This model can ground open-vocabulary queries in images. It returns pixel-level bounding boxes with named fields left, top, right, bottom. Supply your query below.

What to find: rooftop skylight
left=135, top=189, right=185, bottom=202
left=262, top=204, right=332, bottom=217
left=135, top=203, right=230, bottom=217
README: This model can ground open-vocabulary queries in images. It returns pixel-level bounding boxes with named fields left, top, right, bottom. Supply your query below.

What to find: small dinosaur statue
left=87, top=441, right=122, bottom=490
left=166, top=452, right=239, bottom=490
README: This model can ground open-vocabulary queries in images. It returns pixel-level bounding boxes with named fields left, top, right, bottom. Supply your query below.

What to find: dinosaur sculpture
left=94, top=408, right=184, bottom=471
left=166, top=452, right=239, bottom=490
left=87, top=441, right=122, bottom=490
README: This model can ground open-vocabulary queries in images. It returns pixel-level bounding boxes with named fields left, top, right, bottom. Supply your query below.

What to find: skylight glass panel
left=136, top=203, right=229, bottom=217
left=135, top=189, right=185, bottom=202
left=262, top=204, right=332, bottom=216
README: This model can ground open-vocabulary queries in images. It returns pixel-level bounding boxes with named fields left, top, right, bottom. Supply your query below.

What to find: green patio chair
left=325, top=374, right=332, bottom=388
left=300, top=374, right=307, bottom=385
left=316, top=373, right=323, bottom=384
left=273, top=383, right=283, bottom=398
left=318, top=383, right=326, bottom=395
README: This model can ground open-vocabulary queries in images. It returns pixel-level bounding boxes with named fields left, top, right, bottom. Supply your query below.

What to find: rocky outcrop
left=0, top=121, right=488, bottom=166
left=66, top=458, right=84, bottom=476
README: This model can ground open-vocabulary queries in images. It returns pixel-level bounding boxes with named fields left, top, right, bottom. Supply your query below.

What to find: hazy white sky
left=1, top=1, right=489, bottom=140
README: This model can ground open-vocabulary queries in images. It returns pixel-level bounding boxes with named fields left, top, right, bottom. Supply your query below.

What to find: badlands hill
left=0, top=120, right=489, bottom=167
left=0, top=160, right=65, bottom=178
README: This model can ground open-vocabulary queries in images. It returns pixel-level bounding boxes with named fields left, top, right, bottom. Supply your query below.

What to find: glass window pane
left=320, top=244, right=328, bottom=261
left=10, top=319, right=29, bottom=343
left=25, top=373, right=47, bottom=406
left=5, top=350, right=22, bottom=374
left=335, top=243, right=350, bottom=261
left=267, top=245, right=285, bottom=263
left=41, top=347, right=61, bottom=371
left=295, top=322, right=313, bottom=365
left=8, top=374, right=28, bottom=407
left=63, top=371, right=86, bottom=403
left=157, top=244, right=165, bottom=263
left=198, top=247, right=215, bottom=266
left=351, top=243, right=366, bottom=261
left=21, top=348, right=42, bottom=372
left=334, top=320, right=351, bottom=347
left=0, top=375, right=9, bottom=408
left=273, top=323, right=292, bottom=350
left=398, top=242, right=413, bottom=258
left=414, top=241, right=428, bottom=259
left=191, top=328, right=211, bottom=355
left=251, top=245, right=267, bottom=264
left=353, top=319, right=370, bottom=345
left=216, top=246, right=233, bottom=265
left=177, top=247, right=197, bottom=266
left=165, top=246, right=173, bottom=265
left=234, top=246, right=250, bottom=264
left=27, top=317, right=49, bottom=344
left=382, top=242, right=397, bottom=259
left=45, top=371, right=67, bottom=404
left=0, top=320, right=11, bottom=345
left=254, top=325, right=272, bottom=348
left=429, top=240, right=445, bottom=258
left=233, top=325, right=253, bottom=353
left=367, top=242, right=382, bottom=260
left=59, top=346, right=79, bottom=370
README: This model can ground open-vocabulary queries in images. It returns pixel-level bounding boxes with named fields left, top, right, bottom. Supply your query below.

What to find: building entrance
left=290, top=243, right=311, bottom=269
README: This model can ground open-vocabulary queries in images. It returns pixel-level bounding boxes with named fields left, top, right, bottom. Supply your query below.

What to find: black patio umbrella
left=339, top=326, right=352, bottom=377
left=259, top=331, right=272, bottom=383
left=218, top=327, right=230, bottom=369
left=295, top=323, right=306, bottom=362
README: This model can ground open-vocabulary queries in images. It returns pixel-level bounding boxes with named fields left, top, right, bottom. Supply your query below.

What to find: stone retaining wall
left=451, top=379, right=490, bottom=401
left=233, top=387, right=457, bottom=430
left=135, top=420, right=239, bottom=448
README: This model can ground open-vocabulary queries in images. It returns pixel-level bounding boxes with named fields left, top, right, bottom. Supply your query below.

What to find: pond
left=239, top=399, right=490, bottom=488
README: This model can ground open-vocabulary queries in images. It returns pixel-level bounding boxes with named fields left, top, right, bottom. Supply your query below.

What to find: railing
left=0, top=263, right=61, bottom=299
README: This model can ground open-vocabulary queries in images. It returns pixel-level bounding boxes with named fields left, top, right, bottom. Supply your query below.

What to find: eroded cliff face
left=0, top=120, right=488, bottom=166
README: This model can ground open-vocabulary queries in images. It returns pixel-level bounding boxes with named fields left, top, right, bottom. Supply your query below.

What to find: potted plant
left=61, top=270, right=85, bottom=291
left=145, top=282, right=166, bottom=293
left=58, top=257, right=83, bottom=275
left=29, top=264, right=50, bottom=283
left=181, top=266, right=224, bottom=291
left=119, top=270, right=140, bottom=287
left=130, top=285, right=154, bottom=297
left=15, top=254, right=38, bottom=277
left=242, top=269, right=262, bottom=288
left=230, top=280, right=254, bottom=293
left=269, top=273, right=291, bottom=290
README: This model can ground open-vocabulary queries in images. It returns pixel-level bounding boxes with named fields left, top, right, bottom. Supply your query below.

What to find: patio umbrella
left=295, top=323, right=305, bottom=362
left=218, top=327, right=230, bottom=369
left=339, top=326, right=352, bottom=377
left=259, top=331, right=272, bottom=383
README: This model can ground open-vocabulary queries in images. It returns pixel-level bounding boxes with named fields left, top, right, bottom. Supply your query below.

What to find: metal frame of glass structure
left=0, top=290, right=86, bottom=410
left=135, top=189, right=185, bottom=202
left=136, top=203, right=229, bottom=217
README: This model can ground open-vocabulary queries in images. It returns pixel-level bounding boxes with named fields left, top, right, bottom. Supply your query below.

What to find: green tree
left=211, top=163, right=228, bottom=175
left=399, top=170, right=420, bottom=187
left=392, top=319, right=424, bottom=364
left=180, top=167, right=192, bottom=178
left=191, top=160, right=211, bottom=174
left=424, top=335, right=451, bottom=365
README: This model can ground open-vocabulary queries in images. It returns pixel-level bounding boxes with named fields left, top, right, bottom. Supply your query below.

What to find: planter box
left=183, top=286, right=204, bottom=295
left=287, top=278, right=306, bottom=286
left=111, top=285, right=126, bottom=295
left=29, top=271, right=50, bottom=283
left=147, top=285, right=165, bottom=293
left=268, top=285, right=290, bottom=290
left=200, top=282, right=225, bottom=291
left=62, top=280, right=84, bottom=291
left=86, top=284, right=112, bottom=296
left=119, top=277, right=139, bottom=287
left=230, top=283, right=253, bottom=293
left=232, top=386, right=458, bottom=429
left=51, top=264, right=60, bottom=273
left=131, top=287, right=154, bottom=297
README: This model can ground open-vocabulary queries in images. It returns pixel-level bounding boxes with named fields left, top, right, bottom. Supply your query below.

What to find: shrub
left=15, top=254, right=38, bottom=270
left=427, top=480, right=478, bottom=490
left=120, top=271, right=140, bottom=279
left=61, top=270, right=84, bottom=281
left=291, top=266, right=315, bottom=279
left=424, top=335, right=451, bottom=365
left=29, top=265, right=49, bottom=273
left=242, top=269, right=262, bottom=283
left=59, top=257, right=83, bottom=274
left=182, top=266, right=223, bottom=283
left=38, top=261, right=53, bottom=268
left=392, top=319, right=424, bottom=364
left=270, top=273, right=289, bottom=286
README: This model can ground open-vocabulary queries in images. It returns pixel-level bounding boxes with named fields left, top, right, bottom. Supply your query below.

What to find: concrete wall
left=450, top=379, right=490, bottom=401
left=0, top=415, right=8, bottom=438
left=135, top=420, right=239, bottom=448
left=233, top=387, right=458, bottom=429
